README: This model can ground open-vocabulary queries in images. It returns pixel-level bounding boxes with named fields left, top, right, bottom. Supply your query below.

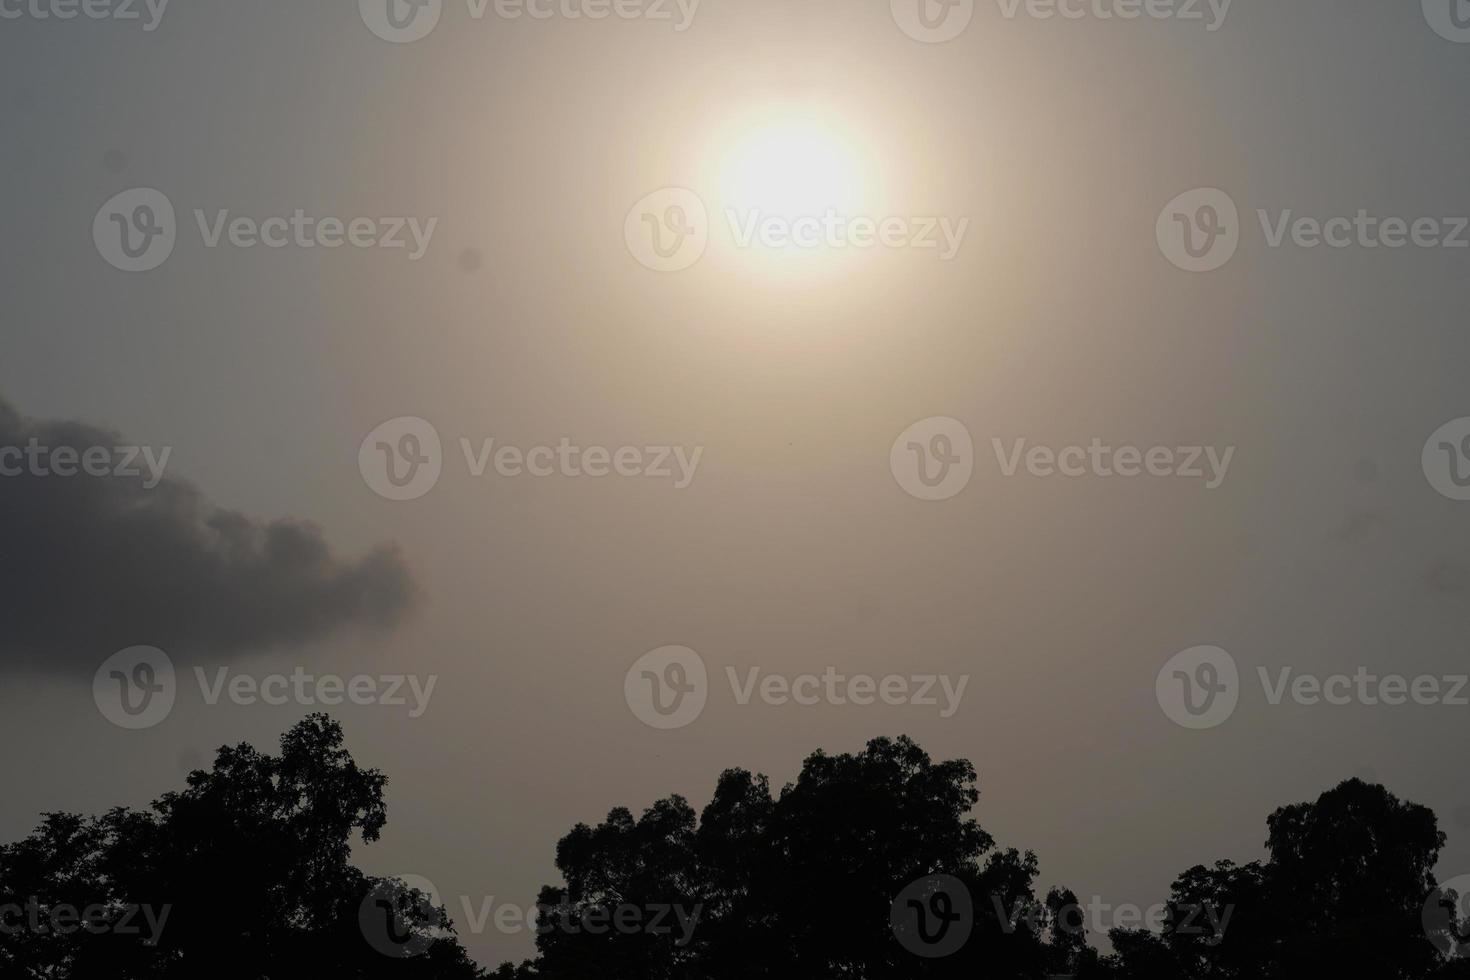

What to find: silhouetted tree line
left=1, top=715, right=1467, bottom=978
left=0, top=716, right=478, bottom=979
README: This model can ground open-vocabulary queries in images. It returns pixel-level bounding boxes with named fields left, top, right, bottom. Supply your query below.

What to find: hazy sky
left=5, top=0, right=1470, bottom=968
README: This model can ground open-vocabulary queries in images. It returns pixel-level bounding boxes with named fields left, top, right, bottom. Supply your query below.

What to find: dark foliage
left=3, top=721, right=1467, bottom=980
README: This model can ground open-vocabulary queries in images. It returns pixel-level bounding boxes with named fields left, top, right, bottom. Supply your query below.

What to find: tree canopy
left=1, top=717, right=1466, bottom=979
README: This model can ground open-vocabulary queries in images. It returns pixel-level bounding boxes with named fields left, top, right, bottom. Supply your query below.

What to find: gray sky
left=4, top=0, right=1470, bottom=968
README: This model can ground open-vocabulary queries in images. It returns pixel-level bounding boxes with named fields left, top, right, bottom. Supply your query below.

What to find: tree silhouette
left=4, top=721, right=1468, bottom=979
left=0, top=714, right=479, bottom=979
left=508, top=735, right=1064, bottom=979
left=1089, top=778, right=1468, bottom=980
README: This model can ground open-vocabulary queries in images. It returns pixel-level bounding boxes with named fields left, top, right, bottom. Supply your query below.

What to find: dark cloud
left=0, top=398, right=416, bottom=673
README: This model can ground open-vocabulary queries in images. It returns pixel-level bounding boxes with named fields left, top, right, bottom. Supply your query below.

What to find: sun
left=695, top=103, right=879, bottom=278
left=718, top=116, right=867, bottom=218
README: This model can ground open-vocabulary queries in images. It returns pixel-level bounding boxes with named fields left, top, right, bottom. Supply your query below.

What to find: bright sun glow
left=719, top=120, right=867, bottom=218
